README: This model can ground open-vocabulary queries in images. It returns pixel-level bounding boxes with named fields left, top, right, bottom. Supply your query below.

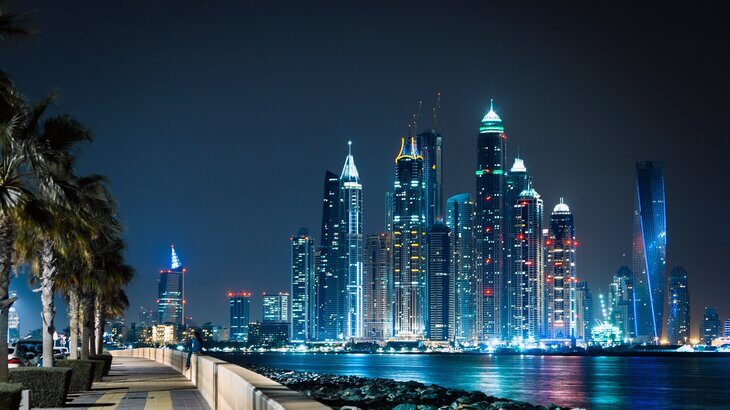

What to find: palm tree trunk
left=40, top=240, right=57, bottom=367
left=80, top=291, right=93, bottom=360
left=0, top=217, right=16, bottom=382
left=94, top=293, right=104, bottom=355
left=68, top=288, right=80, bottom=359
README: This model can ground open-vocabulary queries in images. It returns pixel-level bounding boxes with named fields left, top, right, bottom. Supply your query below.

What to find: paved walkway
left=58, top=356, right=210, bottom=409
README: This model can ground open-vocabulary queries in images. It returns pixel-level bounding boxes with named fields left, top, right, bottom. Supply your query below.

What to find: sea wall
left=109, top=348, right=331, bottom=410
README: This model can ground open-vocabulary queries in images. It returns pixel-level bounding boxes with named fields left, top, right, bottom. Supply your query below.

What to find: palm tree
left=0, top=1, right=32, bottom=43
left=93, top=255, right=133, bottom=354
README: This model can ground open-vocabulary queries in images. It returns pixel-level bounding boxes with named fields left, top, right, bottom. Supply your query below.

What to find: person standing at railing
left=186, top=330, right=203, bottom=370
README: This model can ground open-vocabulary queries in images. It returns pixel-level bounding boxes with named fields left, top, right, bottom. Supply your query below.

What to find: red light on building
left=227, top=292, right=233, bottom=297
left=525, top=261, right=533, bottom=266
left=545, top=240, right=551, bottom=246
left=484, top=258, right=492, bottom=264
left=484, top=288, right=493, bottom=296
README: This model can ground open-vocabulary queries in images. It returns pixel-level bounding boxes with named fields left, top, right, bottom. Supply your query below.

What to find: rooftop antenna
left=516, top=145, right=521, bottom=159
left=433, top=92, right=441, bottom=130
left=348, top=140, right=352, bottom=156
left=414, top=100, right=423, bottom=136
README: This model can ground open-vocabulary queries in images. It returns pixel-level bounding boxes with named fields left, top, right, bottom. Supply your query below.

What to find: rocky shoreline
left=243, top=364, right=569, bottom=410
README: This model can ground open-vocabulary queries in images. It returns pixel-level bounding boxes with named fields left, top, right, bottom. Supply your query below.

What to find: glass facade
left=701, top=306, right=720, bottom=345
left=666, top=266, right=690, bottom=344
left=574, top=281, right=593, bottom=341
left=417, top=129, right=444, bottom=227
left=363, top=233, right=392, bottom=340
left=545, top=199, right=576, bottom=340
left=290, top=228, right=316, bottom=342
left=341, top=144, right=364, bottom=339
left=228, top=292, right=251, bottom=342
left=446, top=193, right=478, bottom=343
left=609, top=266, right=636, bottom=342
left=158, top=245, right=184, bottom=325
left=263, top=292, right=289, bottom=323
left=426, top=223, right=451, bottom=341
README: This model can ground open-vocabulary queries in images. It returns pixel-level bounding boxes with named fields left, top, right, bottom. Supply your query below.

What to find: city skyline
left=5, top=1, right=728, bottom=336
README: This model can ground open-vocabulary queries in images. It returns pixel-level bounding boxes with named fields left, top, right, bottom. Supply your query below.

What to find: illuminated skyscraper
left=417, top=129, right=444, bottom=227
left=609, top=266, right=636, bottom=342
left=263, top=292, right=289, bottom=323
left=426, top=223, right=451, bottom=341
left=392, top=136, right=426, bottom=339
left=341, top=142, right=364, bottom=339
left=701, top=307, right=720, bottom=345
left=290, top=228, right=316, bottom=342
left=505, top=157, right=531, bottom=340
left=158, top=245, right=184, bottom=325
left=363, top=233, right=392, bottom=340
left=512, top=186, right=544, bottom=340
left=228, top=292, right=251, bottom=342
left=633, top=161, right=667, bottom=343
left=475, top=100, right=506, bottom=340
left=574, top=281, right=593, bottom=341
left=545, top=199, right=577, bottom=339
left=666, top=266, right=690, bottom=344
left=8, top=291, right=19, bottom=343
left=318, top=170, right=346, bottom=341
left=446, top=193, right=478, bottom=343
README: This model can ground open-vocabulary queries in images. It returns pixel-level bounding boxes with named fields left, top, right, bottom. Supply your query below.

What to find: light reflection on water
left=219, top=352, right=730, bottom=409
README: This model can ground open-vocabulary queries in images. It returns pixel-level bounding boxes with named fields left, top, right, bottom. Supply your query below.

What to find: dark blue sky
left=4, top=1, right=728, bottom=336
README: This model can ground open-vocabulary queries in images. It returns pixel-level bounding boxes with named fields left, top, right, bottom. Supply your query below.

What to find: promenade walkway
left=61, top=356, right=210, bottom=409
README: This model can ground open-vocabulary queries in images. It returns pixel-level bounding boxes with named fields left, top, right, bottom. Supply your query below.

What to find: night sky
left=4, top=1, right=728, bottom=336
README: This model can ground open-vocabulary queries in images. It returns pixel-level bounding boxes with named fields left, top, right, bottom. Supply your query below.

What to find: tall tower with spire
left=341, top=141, right=364, bottom=339
left=505, top=156, right=531, bottom=340
left=545, top=198, right=577, bottom=339
left=475, top=99, right=506, bottom=340
left=158, top=245, right=185, bottom=325
left=392, top=136, right=426, bottom=339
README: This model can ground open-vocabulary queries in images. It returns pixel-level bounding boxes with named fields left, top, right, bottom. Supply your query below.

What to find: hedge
left=0, top=383, right=24, bottom=410
left=9, top=367, right=72, bottom=408
left=90, top=354, right=113, bottom=376
left=58, top=359, right=100, bottom=392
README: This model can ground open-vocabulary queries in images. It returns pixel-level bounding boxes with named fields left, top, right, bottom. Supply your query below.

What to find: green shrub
left=9, top=367, right=72, bottom=408
left=90, top=354, right=113, bottom=376
left=57, top=359, right=98, bottom=392
left=0, top=383, right=24, bottom=410
left=89, top=359, right=105, bottom=381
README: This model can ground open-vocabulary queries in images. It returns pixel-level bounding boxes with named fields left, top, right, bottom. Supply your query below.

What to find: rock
left=394, top=404, right=418, bottom=410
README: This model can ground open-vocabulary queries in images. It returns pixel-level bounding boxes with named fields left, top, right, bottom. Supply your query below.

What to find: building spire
left=170, top=244, right=181, bottom=270
left=341, top=141, right=360, bottom=182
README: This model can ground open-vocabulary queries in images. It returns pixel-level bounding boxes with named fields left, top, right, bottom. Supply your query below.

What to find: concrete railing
left=110, top=348, right=330, bottom=410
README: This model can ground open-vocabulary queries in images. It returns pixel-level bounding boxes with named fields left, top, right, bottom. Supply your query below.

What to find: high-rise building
left=666, top=266, right=690, bottom=344
left=574, top=281, right=593, bottom=342
left=633, top=161, right=667, bottom=343
left=417, top=129, right=444, bottom=227
left=228, top=292, right=251, bottom=342
left=8, top=291, right=19, bottom=343
left=545, top=199, right=577, bottom=340
left=475, top=100, right=506, bottom=340
left=426, top=223, right=451, bottom=341
left=158, top=245, right=184, bottom=325
left=700, top=307, right=720, bottom=345
left=341, top=142, right=364, bottom=339
left=290, top=228, right=316, bottom=342
left=247, top=321, right=290, bottom=347
left=446, top=193, right=478, bottom=343
left=318, top=170, right=346, bottom=341
left=511, top=186, right=544, bottom=341
left=505, top=157, right=531, bottom=341
left=724, top=318, right=730, bottom=337
left=263, top=292, right=289, bottom=323
left=609, top=266, right=636, bottom=342
left=363, top=233, right=392, bottom=340
left=392, top=136, right=426, bottom=339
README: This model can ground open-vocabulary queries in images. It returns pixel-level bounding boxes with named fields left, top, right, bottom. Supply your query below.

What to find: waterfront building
left=700, top=307, right=720, bottom=345
left=291, top=228, right=317, bottom=342
left=158, top=245, right=185, bottom=325
left=263, top=292, right=289, bottom=322
left=363, top=233, right=392, bottom=340
left=228, top=291, right=251, bottom=342
left=151, top=323, right=177, bottom=345
left=609, top=266, right=636, bottom=342
left=426, top=223, right=452, bottom=341
left=666, top=266, right=690, bottom=344
left=317, top=170, right=347, bottom=341
left=417, top=129, right=444, bottom=227
left=201, top=322, right=223, bottom=342
left=475, top=100, right=506, bottom=340
left=632, top=161, right=667, bottom=343
left=8, top=291, right=19, bottom=343
left=446, top=193, right=478, bottom=343
left=511, top=186, right=544, bottom=341
left=392, top=136, right=426, bottom=339
left=724, top=318, right=730, bottom=337
left=574, top=281, right=593, bottom=341
left=341, top=142, right=364, bottom=339
left=545, top=199, right=577, bottom=340
left=248, top=321, right=290, bottom=347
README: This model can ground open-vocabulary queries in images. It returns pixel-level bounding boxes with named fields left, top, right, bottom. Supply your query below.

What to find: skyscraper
left=446, top=193, right=478, bottom=343
left=475, top=100, right=506, bottom=340
left=505, top=157, right=531, bottom=341
left=341, top=142, right=364, bottom=339
left=363, top=233, right=392, bottom=340
left=318, top=170, right=346, bottom=341
left=426, top=223, right=451, bottom=341
left=8, top=291, right=19, bottom=343
left=545, top=199, right=577, bottom=339
left=511, top=186, right=544, bottom=341
left=392, top=136, right=426, bottom=339
left=633, top=161, right=667, bottom=343
left=263, top=292, right=289, bottom=323
left=228, top=292, right=251, bottom=342
left=666, top=266, right=690, bottom=344
left=701, top=307, right=720, bottom=345
left=158, top=245, right=184, bottom=325
left=609, top=266, right=636, bottom=342
left=417, top=129, right=444, bottom=227
left=574, top=281, right=593, bottom=342
left=290, top=228, right=316, bottom=342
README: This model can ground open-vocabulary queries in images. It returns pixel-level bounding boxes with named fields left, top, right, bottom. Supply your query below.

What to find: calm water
left=217, top=352, right=730, bottom=409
